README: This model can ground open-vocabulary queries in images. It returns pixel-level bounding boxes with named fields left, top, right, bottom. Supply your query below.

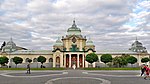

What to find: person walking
left=144, top=65, right=150, bottom=80
left=26, top=64, right=31, bottom=74
left=141, top=64, right=146, bottom=76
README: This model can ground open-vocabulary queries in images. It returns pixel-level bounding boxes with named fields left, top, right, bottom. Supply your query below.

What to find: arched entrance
left=71, top=54, right=77, bottom=67
left=79, top=54, right=83, bottom=68
left=66, top=54, right=69, bottom=68
left=49, top=58, right=53, bottom=68
left=56, top=57, right=60, bottom=67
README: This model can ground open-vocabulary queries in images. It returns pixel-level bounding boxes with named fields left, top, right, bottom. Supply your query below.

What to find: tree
left=0, top=56, right=9, bottom=66
left=100, top=54, right=112, bottom=67
left=0, top=41, right=6, bottom=50
left=86, top=53, right=98, bottom=67
left=112, top=56, right=128, bottom=68
left=141, top=57, right=150, bottom=63
left=127, top=56, right=137, bottom=67
left=13, top=57, right=23, bottom=68
left=37, top=56, right=46, bottom=68
left=113, top=56, right=122, bottom=67
left=28, top=59, right=32, bottom=63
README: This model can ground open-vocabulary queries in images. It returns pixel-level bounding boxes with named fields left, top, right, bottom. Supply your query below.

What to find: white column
left=77, top=54, right=79, bottom=68
left=53, top=56, right=56, bottom=67
left=82, top=54, right=84, bottom=68
left=60, top=54, right=63, bottom=67
left=69, top=54, right=71, bottom=68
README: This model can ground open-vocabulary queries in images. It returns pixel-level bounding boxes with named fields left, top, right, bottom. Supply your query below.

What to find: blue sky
left=0, top=0, right=150, bottom=52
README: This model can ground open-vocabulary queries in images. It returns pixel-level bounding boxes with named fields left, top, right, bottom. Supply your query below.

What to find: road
left=0, top=70, right=149, bottom=84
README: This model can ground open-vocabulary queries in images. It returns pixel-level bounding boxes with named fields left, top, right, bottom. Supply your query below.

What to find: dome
left=54, top=38, right=63, bottom=46
left=132, top=41, right=142, bottom=47
left=86, top=39, right=94, bottom=46
left=129, top=38, right=147, bottom=53
left=2, top=38, right=17, bottom=52
left=67, top=20, right=81, bottom=35
left=6, top=38, right=16, bottom=47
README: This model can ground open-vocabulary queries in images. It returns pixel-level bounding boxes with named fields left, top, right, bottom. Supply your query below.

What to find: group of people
left=141, top=64, right=150, bottom=80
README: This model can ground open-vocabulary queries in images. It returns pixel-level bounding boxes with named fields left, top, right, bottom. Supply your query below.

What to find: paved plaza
left=0, top=70, right=150, bottom=84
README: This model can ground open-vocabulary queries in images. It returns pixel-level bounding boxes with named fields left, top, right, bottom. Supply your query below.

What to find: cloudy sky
left=0, top=0, right=150, bottom=52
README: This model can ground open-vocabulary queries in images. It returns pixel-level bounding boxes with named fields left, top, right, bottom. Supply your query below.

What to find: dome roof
left=67, top=20, right=81, bottom=35
left=6, top=38, right=16, bottom=47
left=86, top=38, right=94, bottom=46
left=2, top=38, right=17, bottom=52
left=129, top=38, right=147, bottom=53
left=132, top=41, right=142, bottom=47
left=54, top=38, right=63, bottom=46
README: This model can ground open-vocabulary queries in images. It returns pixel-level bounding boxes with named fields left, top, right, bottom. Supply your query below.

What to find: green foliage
left=13, top=57, right=23, bottom=68
left=113, top=56, right=128, bottom=67
left=37, top=56, right=46, bottom=64
left=86, top=53, right=98, bottom=64
left=0, top=41, right=6, bottom=50
left=127, top=56, right=137, bottom=64
left=28, top=59, right=32, bottom=63
left=141, top=57, right=150, bottom=63
left=101, top=54, right=112, bottom=64
left=0, top=56, right=9, bottom=66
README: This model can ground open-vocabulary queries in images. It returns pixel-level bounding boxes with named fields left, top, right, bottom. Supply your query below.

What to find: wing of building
left=0, top=20, right=149, bottom=68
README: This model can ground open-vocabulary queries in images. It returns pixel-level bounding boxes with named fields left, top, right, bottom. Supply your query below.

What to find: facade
left=0, top=20, right=150, bottom=68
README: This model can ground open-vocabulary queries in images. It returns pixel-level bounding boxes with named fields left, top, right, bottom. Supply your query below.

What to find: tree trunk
left=16, top=64, right=17, bottom=68
left=88, top=63, right=93, bottom=68
left=41, top=63, right=43, bottom=68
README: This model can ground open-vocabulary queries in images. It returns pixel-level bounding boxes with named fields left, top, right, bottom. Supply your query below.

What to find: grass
left=0, top=68, right=65, bottom=70
left=83, top=67, right=140, bottom=70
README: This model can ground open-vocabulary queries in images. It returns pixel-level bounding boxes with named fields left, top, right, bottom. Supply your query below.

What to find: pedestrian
left=26, top=64, right=31, bottom=74
left=144, top=65, right=150, bottom=80
left=141, top=64, right=146, bottom=76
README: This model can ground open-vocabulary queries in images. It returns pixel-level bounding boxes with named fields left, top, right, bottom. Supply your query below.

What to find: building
left=0, top=20, right=150, bottom=68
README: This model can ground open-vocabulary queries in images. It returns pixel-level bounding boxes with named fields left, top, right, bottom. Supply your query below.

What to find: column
left=53, top=56, right=56, bottom=67
left=77, top=54, right=79, bottom=68
left=82, top=54, right=84, bottom=68
left=69, top=54, right=71, bottom=68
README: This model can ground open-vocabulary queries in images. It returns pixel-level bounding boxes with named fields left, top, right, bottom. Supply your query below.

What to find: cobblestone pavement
left=0, top=70, right=150, bottom=84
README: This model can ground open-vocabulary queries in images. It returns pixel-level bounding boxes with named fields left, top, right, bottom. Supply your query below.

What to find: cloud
left=0, top=0, right=150, bottom=52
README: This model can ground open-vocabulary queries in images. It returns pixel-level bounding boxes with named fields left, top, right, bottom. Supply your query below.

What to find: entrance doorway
left=79, top=54, right=83, bottom=68
left=66, top=54, right=69, bottom=68
left=71, top=54, right=77, bottom=67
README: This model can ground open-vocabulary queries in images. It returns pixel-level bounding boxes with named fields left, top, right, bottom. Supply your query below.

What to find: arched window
left=25, top=58, right=29, bottom=62
left=33, top=58, right=37, bottom=62
left=49, top=58, right=53, bottom=62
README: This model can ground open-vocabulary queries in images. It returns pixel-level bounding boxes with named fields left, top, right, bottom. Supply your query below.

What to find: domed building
left=52, top=20, right=95, bottom=68
left=129, top=38, right=147, bottom=53
left=0, top=20, right=149, bottom=68
left=2, top=38, right=27, bottom=52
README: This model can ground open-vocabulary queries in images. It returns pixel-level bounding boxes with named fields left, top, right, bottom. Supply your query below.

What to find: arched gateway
left=52, top=20, right=95, bottom=68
